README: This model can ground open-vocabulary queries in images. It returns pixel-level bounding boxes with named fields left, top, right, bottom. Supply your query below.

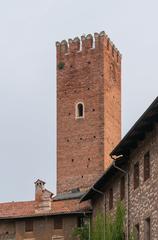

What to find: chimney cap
left=34, top=179, right=46, bottom=185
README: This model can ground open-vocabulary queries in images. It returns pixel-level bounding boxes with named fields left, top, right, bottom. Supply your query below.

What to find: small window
left=77, top=216, right=84, bottom=228
left=144, top=151, right=150, bottom=181
left=76, top=102, right=84, bottom=119
left=145, top=217, right=150, bottom=240
left=25, top=220, right=33, bottom=232
left=135, top=224, right=140, bottom=240
left=54, top=216, right=63, bottom=229
left=120, top=176, right=125, bottom=200
left=109, top=188, right=113, bottom=210
left=134, top=162, right=139, bottom=190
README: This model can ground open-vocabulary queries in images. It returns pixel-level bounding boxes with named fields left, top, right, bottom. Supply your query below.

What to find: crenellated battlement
left=56, top=31, right=121, bottom=62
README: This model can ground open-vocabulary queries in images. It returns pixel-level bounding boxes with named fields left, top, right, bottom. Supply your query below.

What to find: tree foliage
left=73, top=201, right=135, bottom=240
left=92, top=201, right=125, bottom=240
left=72, top=223, right=89, bottom=240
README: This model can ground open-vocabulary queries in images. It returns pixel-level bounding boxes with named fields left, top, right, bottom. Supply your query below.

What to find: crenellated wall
left=56, top=31, right=121, bottom=63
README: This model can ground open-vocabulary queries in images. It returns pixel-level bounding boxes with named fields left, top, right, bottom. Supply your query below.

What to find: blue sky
left=0, top=0, right=158, bottom=202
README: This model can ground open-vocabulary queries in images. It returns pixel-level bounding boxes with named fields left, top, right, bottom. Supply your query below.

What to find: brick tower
left=56, top=31, right=121, bottom=194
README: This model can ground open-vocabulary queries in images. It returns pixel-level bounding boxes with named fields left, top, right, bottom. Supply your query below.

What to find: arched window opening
left=76, top=102, right=84, bottom=119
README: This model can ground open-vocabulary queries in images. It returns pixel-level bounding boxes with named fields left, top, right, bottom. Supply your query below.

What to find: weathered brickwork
left=91, top=123, right=158, bottom=239
left=0, top=215, right=79, bottom=240
left=57, top=32, right=121, bottom=194
left=0, top=179, right=92, bottom=240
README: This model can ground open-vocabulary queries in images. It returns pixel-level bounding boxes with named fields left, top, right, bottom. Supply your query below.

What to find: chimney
left=34, top=179, right=53, bottom=213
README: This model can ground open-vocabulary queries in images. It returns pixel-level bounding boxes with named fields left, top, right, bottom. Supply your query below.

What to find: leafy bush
left=57, top=62, right=65, bottom=70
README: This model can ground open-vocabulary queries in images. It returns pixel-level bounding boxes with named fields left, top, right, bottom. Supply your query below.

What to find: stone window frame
left=75, top=102, right=85, bottom=119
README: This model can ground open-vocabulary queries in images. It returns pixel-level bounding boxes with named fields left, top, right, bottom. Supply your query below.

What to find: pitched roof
left=0, top=201, right=35, bottom=219
left=111, top=97, right=158, bottom=156
left=81, top=162, right=121, bottom=201
left=53, top=191, right=84, bottom=201
left=81, top=97, right=158, bottom=202
left=0, top=198, right=92, bottom=220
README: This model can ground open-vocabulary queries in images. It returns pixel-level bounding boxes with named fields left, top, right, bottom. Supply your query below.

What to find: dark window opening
left=144, top=151, right=150, bottom=181
left=109, top=188, right=113, bottom=210
left=107, top=39, right=109, bottom=50
left=135, top=224, right=139, bottom=240
left=25, top=220, right=33, bottom=232
left=145, top=217, right=150, bottom=240
left=117, top=53, right=119, bottom=62
left=134, top=162, right=139, bottom=190
left=77, top=217, right=84, bottom=228
left=77, top=103, right=84, bottom=118
left=112, top=46, right=114, bottom=56
left=120, top=176, right=125, bottom=200
left=54, top=216, right=63, bottom=229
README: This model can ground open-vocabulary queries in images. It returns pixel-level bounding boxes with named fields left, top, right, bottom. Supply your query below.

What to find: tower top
left=56, top=31, right=121, bottom=63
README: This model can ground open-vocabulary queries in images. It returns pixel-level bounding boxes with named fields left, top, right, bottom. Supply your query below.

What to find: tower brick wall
left=56, top=31, right=121, bottom=194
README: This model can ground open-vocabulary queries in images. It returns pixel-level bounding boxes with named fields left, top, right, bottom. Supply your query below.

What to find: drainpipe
left=111, top=155, right=129, bottom=240
left=92, top=187, right=106, bottom=240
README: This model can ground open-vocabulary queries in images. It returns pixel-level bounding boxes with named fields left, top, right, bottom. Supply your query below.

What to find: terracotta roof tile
left=0, top=199, right=91, bottom=219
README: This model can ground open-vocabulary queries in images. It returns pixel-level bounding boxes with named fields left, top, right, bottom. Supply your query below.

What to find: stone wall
left=91, top=123, right=158, bottom=239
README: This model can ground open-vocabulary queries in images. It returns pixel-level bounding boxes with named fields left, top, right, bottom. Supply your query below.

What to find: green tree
left=92, top=213, right=104, bottom=240
left=73, top=201, right=135, bottom=240
left=72, top=223, right=89, bottom=240
left=112, top=201, right=126, bottom=240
